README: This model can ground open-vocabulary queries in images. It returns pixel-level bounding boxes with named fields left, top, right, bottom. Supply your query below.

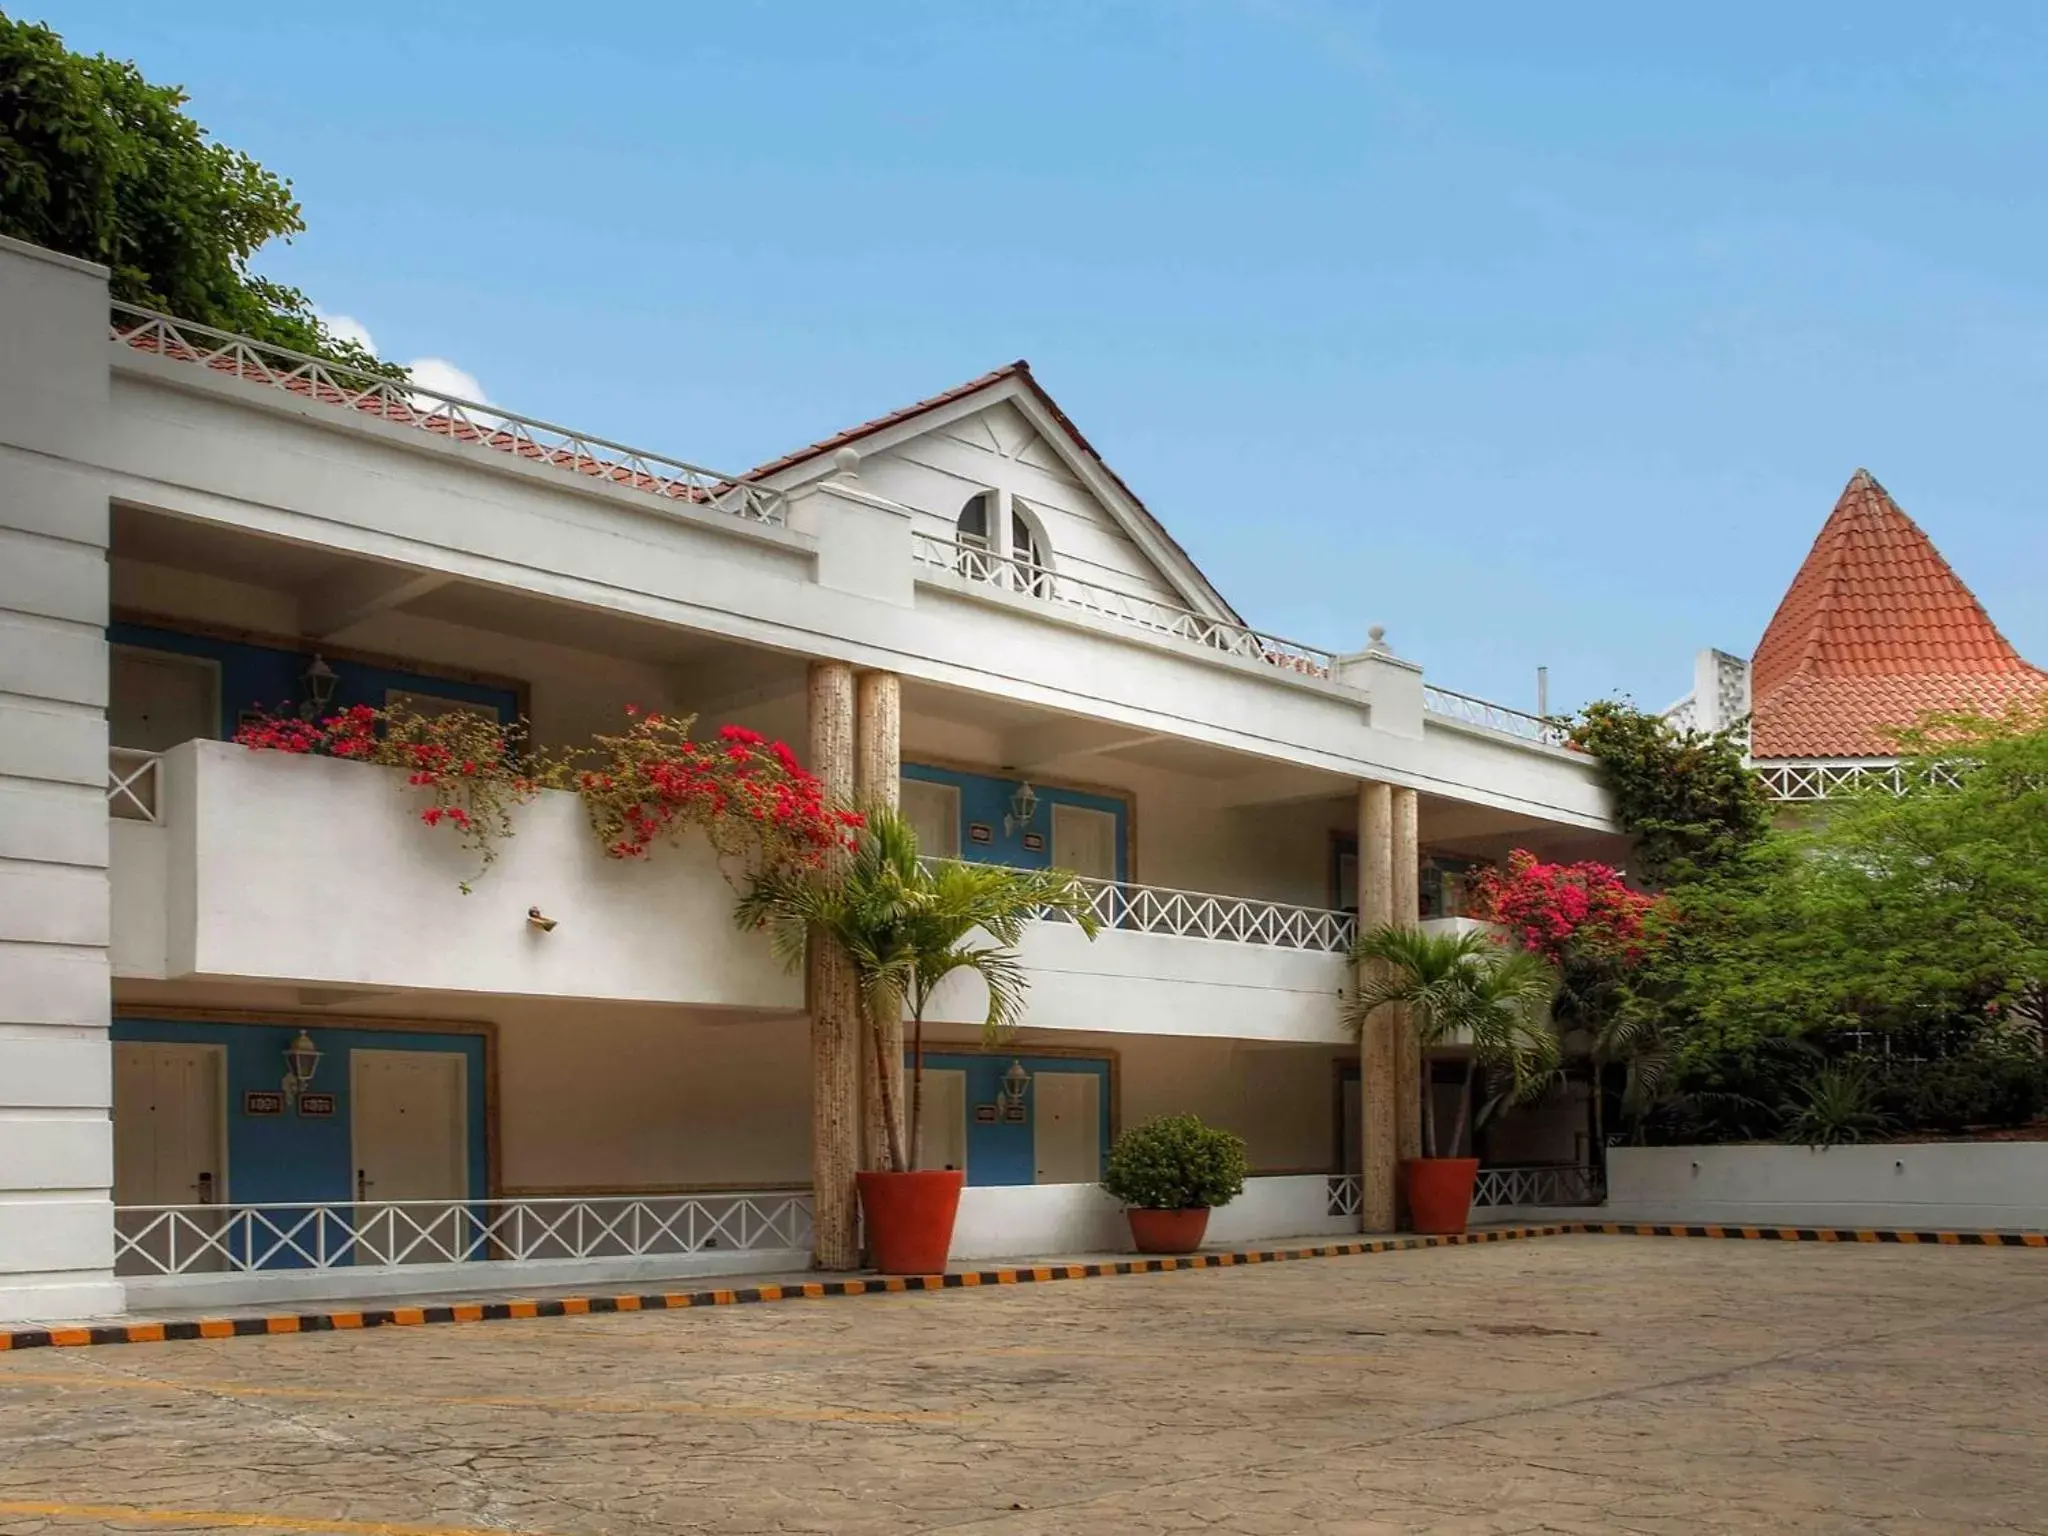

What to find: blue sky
left=35, top=2, right=2048, bottom=713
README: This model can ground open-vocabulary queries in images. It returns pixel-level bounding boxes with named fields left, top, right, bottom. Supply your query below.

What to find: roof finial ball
left=831, top=445, right=861, bottom=478
left=1367, top=624, right=1389, bottom=654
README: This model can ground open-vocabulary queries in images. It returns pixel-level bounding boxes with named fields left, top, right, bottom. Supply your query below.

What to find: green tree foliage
left=1570, top=701, right=1771, bottom=886
left=0, top=15, right=393, bottom=374
left=1611, top=706, right=2048, bottom=1139
left=1664, top=708, right=2048, bottom=1046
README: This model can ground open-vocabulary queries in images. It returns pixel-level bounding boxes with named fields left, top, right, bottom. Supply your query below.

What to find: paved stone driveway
left=1, top=1235, right=2044, bottom=1534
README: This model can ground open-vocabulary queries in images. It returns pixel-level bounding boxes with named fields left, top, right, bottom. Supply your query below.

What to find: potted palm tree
left=1345, top=927, right=1558, bottom=1234
left=1101, top=1113, right=1248, bottom=1253
left=737, top=808, right=1101, bottom=1273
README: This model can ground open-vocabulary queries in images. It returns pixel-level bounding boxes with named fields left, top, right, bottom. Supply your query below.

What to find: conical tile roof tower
left=1749, top=470, right=2048, bottom=757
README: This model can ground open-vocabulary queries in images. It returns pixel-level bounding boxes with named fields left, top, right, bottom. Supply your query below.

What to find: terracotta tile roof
left=738, top=363, right=1031, bottom=485
left=1750, top=469, right=2048, bottom=757
left=738, top=362, right=1245, bottom=625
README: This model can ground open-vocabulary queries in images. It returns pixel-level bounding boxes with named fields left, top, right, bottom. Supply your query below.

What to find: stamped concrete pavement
left=1, top=1234, right=2044, bottom=1534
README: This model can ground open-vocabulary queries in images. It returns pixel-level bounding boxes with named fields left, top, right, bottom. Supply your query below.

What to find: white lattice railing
left=913, top=531, right=1336, bottom=679
left=1472, top=1164, right=1602, bottom=1209
left=1026, top=872, right=1356, bottom=953
left=108, top=747, right=162, bottom=823
left=1325, top=1167, right=1600, bottom=1219
left=109, top=303, right=786, bottom=526
left=113, top=1192, right=812, bottom=1277
left=1326, top=1174, right=1362, bottom=1218
left=1752, top=759, right=1965, bottom=803
left=1421, top=685, right=1571, bottom=747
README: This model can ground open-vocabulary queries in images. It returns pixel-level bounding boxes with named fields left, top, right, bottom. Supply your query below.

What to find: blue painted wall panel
left=110, top=621, right=519, bottom=737
left=915, top=1051, right=1111, bottom=1186
left=901, top=762, right=1127, bottom=882
left=112, top=1018, right=489, bottom=1211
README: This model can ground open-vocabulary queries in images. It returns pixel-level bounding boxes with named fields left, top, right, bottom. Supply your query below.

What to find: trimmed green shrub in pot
left=1102, top=1114, right=1247, bottom=1254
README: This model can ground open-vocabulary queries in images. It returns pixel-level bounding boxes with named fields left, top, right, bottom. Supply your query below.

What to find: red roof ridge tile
left=737, top=362, right=1032, bottom=485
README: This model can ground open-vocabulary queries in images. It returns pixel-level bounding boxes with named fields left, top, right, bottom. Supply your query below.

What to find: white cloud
left=316, top=309, right=489, bottom=413
left=315, top=310, right=377, bottom=353
left=405, top=356, right=489, bottom=408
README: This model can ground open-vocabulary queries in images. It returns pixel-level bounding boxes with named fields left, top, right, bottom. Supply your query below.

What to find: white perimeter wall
left=1606, top=1144, right=2048, bottom=1231
left=949, top=1174, right=1353, bottom=1260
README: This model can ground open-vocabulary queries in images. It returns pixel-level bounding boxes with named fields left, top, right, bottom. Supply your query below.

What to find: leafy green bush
left=1875, top=1053, right=2048, bottom=1133
left=1779, top=1064, right=1894, bottom=1146
left=1102, top=1115, right=1247, bottom=1210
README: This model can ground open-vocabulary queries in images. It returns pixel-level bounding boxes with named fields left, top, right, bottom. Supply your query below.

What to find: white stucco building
left=0, top=234, right=1624, bottom=1323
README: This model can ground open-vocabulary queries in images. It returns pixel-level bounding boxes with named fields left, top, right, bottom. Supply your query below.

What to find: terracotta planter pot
left=1125, top=1206, right=1210, bottom=1254
left=1403, top=1157, right=1479, bottom=1235
left=857, top=1168, right=965, bottom=1275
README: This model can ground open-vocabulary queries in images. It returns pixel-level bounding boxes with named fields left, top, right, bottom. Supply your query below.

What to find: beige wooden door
left=900, top=778, right=962, bottom=859
left=1050, top=804, right=1118, bottom=880
left=110, top=647, right=218, bottom=751
left=351, top=1050, right=469, bottom=1264
left=916, top=1068, right=968, bottom=1175
left=1032, top=1070, right=1101, bottom=1185
left=113, top=1043, right=227, bottom=1273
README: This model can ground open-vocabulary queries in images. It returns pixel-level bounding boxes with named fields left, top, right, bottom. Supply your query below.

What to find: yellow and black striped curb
left=5, top=1220, right=2041, bottom=1351
left=1582, top=1220, right=2048, bottom=1246
left=0, top=1225, right=1568, bottom=1351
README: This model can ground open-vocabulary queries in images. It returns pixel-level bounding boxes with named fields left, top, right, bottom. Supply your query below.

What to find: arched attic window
left=956, top=492, right=996, bottom=580
left=955, top=490, right=1053, bottom=595
left=1009, top=499, right=1052, bottom=597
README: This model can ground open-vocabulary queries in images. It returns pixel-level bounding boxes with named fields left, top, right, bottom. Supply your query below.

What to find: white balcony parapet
left=1420, top=685, right=1570, bottom=748
left=114, top=1192, right=813, bottom=1277
left=108, top=302, right=786, bottom=526
left=915, top=531, right=1573, bottom=750
left=108, top=746, right=161, bottom=823
left=1473, top=1163, right=1602, bottom=1209
left=1752, top=759, right=1964, bottom=803
left=912, top=530, right=1336, bottom=679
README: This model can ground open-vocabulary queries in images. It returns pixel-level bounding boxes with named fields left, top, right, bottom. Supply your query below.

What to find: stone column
left=806, top=661, right=861, bottom=1269
left=1356, top=780, right=1398, bottom=1233
left=1391, top=786, right=1423, bottom=1214
left=0, top=235, right=125, bottom=1323
left=853, top=670, right=903, bottom=1173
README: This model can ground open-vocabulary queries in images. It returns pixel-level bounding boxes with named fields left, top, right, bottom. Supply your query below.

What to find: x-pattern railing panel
left=1472, top=1164, right=1601, bottom=1208
left=1752, top=760, right=1964, bottom=802
left=114, top=1193, right=813, bottom=1276
left=109, top=304, right=785, bottom=526
left=1032, top=872, right=1356, bottom=953
left=1326, top=1174, right=1362, bottom=1218
left=1420, top=685, right=1570, bottom=747
left=107, top=748, right=162, bottom=823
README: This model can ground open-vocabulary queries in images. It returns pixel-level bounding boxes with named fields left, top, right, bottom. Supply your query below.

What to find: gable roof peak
left=738, top=360, right=1244, bottom=625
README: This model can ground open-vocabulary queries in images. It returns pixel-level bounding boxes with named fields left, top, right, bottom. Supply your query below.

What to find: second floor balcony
left=110, top=741, right=1367, bottom=1042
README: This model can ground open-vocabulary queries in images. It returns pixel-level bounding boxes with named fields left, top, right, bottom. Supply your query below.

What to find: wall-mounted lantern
left=997, top=1059, right=1031, bottom=1111
left=282, top=1029, right=322, bottom=1105
left=1003, top=781, right=1040, bottom=837
left=298, top=654, right=340, bottom=720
